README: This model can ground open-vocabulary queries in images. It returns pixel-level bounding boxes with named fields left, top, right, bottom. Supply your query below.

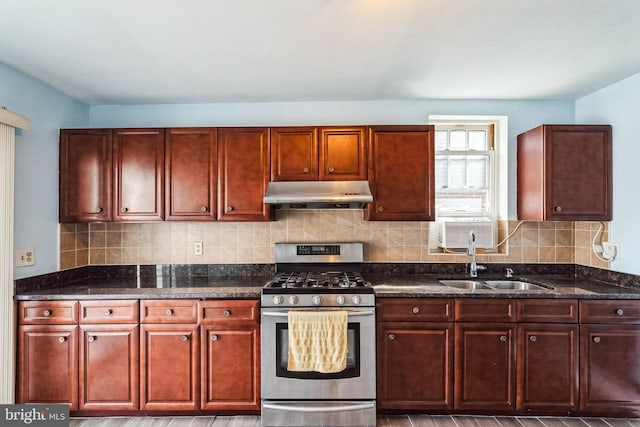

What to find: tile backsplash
left=59, top=211, right=609, bottom=270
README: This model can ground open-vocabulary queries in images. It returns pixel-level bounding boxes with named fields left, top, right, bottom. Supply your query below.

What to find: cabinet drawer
left=580, top=300, right=640, bottom=324
left=18, top=301, right=78, bottom=325
left=79, top=300, right=139, bottom=324
left=517, top=299, right=578, bottom=323
left=455, top=299, right=516, bottom=322
left=199, top=300, right=259, bottom=324
left=378, top=298, right=452, bottom=322
left=140, top=300, right=198, bottom=323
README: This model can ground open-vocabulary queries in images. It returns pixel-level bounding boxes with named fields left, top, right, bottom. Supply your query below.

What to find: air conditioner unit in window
left=438, top=217, right=496, bottom=249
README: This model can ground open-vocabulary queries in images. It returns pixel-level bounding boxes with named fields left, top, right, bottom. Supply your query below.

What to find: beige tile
left=90, top=231, right=106, bottom=248
left=106, top=231, right=123, bottom=248
left=556, top=246, right=574, bottom=263
left=122, top=232, right=138, bottom=247
left=60, top=232, right=77, bottom=252
left=574, top=230, right=592, bottom=248
left=77, top=232, right=89, bottom=250
left=220, top=247, right=238, bottom=263
left=237, top=245, right=254, bottom=262
left=388, top=228, right=404, bottom=246
left=77, top=249, right=89, bottom=266
left=106, top=223, right=122, bottom=232
left=123, top=247, right=138, bottom=264
left=106, top=248, right=123, bottom=264
left=139, top=247, right=154, bottom=264
left=522, top=246, right=538, bottom=263
left=89, top=249, right=106, bottom=264
left=154, top=246, right=172, bottom=264
left=60, top=223, right=76, bottom=234
left=90, top=223, right=106, bottom=231
left=187, top=222, right=204, bottom=241
left=368, top=246, right=388, bottom=262
left=539, top=247, right=556, bottom=263
left=539, top=229, right=555, bottom=246
left=404, top=246, right=421, bottom=262
left=59, top=251, right=76, bottom=270
left=254, top=246, right=271, bottom=263
left=522, top=229, right=539, bottom=247
left=387, top=246, right=404, bottom=262
left=556, top=229, right=574, bottom=246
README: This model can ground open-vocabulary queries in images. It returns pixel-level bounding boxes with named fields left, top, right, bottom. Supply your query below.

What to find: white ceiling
left=2, top=0, right=640, bottom=105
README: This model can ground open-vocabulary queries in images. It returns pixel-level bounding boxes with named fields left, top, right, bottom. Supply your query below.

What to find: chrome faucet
left=468, top=231, right=486, bottom=277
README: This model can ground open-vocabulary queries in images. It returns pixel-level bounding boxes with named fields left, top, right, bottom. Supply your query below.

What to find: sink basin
left=484, top=280, right=550, bottom=291
left=439, top=280, right=491, bottom=290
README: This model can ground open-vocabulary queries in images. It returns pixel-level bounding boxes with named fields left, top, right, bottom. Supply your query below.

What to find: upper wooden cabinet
left=59, top=129, right=113, bottom=222
left=218, top=127, right=272, bottom=221
left=366, top=126, right=435, bottom=221
left=517, top=124, right=612, bottom=221
left=165, top=128, right=217, bottom=221
left=271, top=126, right=367, bottom=181
left=113, top=129, right=165, bottom=221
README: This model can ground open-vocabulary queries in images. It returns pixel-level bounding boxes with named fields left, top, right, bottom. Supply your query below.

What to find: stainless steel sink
left=484, top=280, right=550, bottom=291
left=439, top=280, right=491, bottom=290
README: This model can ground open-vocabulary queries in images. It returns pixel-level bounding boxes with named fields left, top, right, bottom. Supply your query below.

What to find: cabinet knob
left=97, top=207, right=103, bottom=213
left=58, top=337, right=66, bottom=343
left=166, top=309, right=174, bottom=316
left=201, top=206, right=208, bottom=212
left=303, top=167, right=309, bottom=173
left=223, top=310, right=231, bottom=317
left=412, top=307, right=420, bottom=314
left=104, top=309, right=113, bottom=316
left=378, top=206, right=384, bottom=212
left=554, top=206, right=562, bottom=212
left=388, top=333, right=395, bottom=341
left=88, top=336, right=95, bottom=342
left=121, top=207, right=129, bottom=213
left=529, top=335, right=537, bottom=342
left=593, top=336, right=601, bottom=343
left=499, top=335, right=508, bottom=342
left=227, top=206, right=234, bottom=212
left=328, top=167, right=335, bottom=173
left=43, top=310, right=52, bottom=317
left=211, top=335, right=219, bottom=341
left=616, top=309, right=624, bottom=316
left=181, top=335, right=189, bottom=342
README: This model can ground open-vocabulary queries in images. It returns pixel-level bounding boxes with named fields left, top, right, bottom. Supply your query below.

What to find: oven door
left=261, top=308, right=376, bottom=400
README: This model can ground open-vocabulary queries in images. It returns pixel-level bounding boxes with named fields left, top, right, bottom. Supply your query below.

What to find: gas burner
left=264, top=271, right=372, bottom=292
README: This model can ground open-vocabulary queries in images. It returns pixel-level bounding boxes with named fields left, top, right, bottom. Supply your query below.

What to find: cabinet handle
left=616, top=309, right=624, bottom=316
left=328, top=167, right=335, bottom=173
left=378, top=206, right=384, bottom=212
left=97, top=207, right=103, bottom=213
left=88, top=336, right=95, bottom=342
left=412, top=307, right=420, bottom=314
left=303, top=167, right=309, bottom=173
left=529, top=335, right=537, bottom=342
left=388, top=333, right=395, bottom=341
left=121, top=207, right=129, bottom=213
left=211, top=335, right=219, bottom=341
left=104, top=309, right=113, bottom=316
left=43, top=310, right=52, bottom=317
left=166, top=309, right=174, bottom=316
left=181, top=335, right=189, bottom=342
left=58, top=337, right=66, bottom=343
left=201, top=206, right=208, bottom=212
left=593, top=336, right=601, bottom=343
left=223, top=310, right=231, bottom=317
left=499, top=335, right=508, bottom=342
left=227, top=206, right=234, bottom=212
left=554, top=206, right=562, bottom=212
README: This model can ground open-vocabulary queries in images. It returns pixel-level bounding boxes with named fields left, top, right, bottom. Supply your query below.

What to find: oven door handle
left=262, top=401, right=375, bottom=413
left=262, top=309, right=374, bottom=317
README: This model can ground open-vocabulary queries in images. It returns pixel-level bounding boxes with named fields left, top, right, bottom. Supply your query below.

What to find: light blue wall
left=0, top=62, right=89, bottom=279
left=576, top=72, right=640, bottom=275
left=91, top=99, right=575, bottom=219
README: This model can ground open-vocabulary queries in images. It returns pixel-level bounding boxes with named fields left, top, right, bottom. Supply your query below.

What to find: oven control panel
left=261, top=293, right=375, bottom=308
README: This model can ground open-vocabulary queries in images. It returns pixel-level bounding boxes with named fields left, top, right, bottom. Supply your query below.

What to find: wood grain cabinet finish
left=517, top=124, right=612, bottom=221
left=217, top=127, right=272, bottom=221
left=270, top=127, right=318, bottom=181
left=113, top=128, right=165, bottom=221
left=377, top=299, right=453, bottom=411
left=455, top=299, right=516, bottom=323
left=165, top=128, right=217, bottom=220
left=59, top=129, right=113, bottom=222
left=17, top=301, right=79, bottom=410
left=318, top=126, right=367, bottom=180
left=579, top=300, right=640, bottom=416
left=200, top=300, right=260, bottom=411
left=366, top=125, right=435, bottom=221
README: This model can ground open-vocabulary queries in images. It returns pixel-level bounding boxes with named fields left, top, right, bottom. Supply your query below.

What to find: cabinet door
left=79, top=324, right=139, bottom=411
left=377, top=322, right=453, bottom=410
left=59, top=129, right=112, bottom=222
left=517, top=324, right=578, bottom=414
left=580, top=324, right=640, bottom=416
left=201, top=325, right=260, bottom=410
left=218, top=128, right=271, bottom=221
left=113, top=128, right=165, bottom=221
left=319, top=127, right=367, bottom=181
left=165, top=128, right=217, bottom=220
left=270, top=127, right=318, bottom=181
left=454, top=323, right=516, bottom=412
left=17, top=325, right=78, bottom=410
left=367, top=126, right=435, bottom=221
left=140, top=324, right=199, bottom=410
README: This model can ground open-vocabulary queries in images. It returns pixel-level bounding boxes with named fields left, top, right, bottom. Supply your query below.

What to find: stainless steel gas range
left=261, top=242, right=376, bottom=427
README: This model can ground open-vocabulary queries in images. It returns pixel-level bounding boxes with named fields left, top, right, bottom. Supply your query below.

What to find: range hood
left=264, top=180, right=373, bottom=209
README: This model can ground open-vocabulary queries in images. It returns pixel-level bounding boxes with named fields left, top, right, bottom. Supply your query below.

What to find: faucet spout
left=468, top=231, right=478, bottom=277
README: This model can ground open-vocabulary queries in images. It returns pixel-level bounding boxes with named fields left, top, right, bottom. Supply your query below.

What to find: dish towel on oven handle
left=287, top=310, right=348, bottom=373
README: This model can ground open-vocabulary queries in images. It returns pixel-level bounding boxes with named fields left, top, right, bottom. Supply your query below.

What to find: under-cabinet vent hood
left=264, top=180, right=373, bottom=209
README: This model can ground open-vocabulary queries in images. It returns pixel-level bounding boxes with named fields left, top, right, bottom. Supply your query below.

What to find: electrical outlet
left=194, top=241, right=203, bottom=256
left=16, top=248, right=36, bottom=267
left=602, top=242, right=620, bottom=261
